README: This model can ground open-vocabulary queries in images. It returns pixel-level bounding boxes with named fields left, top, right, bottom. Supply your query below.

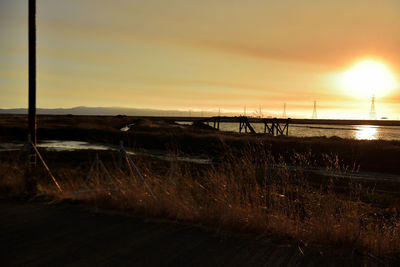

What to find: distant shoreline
left=2, top=111, right=400, bottom=126
left=2, top=107, right=399, bottom=126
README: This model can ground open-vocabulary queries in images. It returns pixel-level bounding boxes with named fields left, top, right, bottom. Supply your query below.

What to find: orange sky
left=0, top=0, right=399, bottom=119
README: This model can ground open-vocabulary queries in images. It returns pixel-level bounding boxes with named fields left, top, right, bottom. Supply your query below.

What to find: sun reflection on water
left=354, top=125, right=378, bottom=140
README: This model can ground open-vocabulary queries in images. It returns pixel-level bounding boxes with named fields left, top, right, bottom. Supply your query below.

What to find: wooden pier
left=200, top=116, right=291, bottom=136
left=263, top=118, right=289, bottom=136
left=124, top=115, right=400, bottom=137
left=129, top=116, right=400, bottom=127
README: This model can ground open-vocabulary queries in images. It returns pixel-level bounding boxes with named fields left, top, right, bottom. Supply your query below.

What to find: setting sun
left=338, top=59, right=398, bottom=98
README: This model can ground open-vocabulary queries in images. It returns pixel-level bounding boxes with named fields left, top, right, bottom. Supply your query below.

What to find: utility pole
left=28, top=0, right=37, bottom=167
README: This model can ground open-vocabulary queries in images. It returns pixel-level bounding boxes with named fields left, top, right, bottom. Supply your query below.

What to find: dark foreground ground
left=0, top=198, right=396, bottom=267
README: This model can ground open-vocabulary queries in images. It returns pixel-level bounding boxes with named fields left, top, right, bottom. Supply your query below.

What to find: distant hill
left=0, top=107, right=224, bottom=117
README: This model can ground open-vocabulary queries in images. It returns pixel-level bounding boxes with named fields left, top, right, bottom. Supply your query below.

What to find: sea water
left=212, top=122, right=400, bottom=141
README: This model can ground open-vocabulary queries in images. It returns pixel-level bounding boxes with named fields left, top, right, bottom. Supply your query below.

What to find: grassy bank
left=1, top=147, right=400, bottom=258
left=2, top=114, right=400, bottom=175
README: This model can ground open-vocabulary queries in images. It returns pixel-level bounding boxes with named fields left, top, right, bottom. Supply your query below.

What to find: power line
left=283, top=103, right=287, bottom=118
left=369, top=95, right=377, bottom=120
left=312, top=100, right=317, bottom=119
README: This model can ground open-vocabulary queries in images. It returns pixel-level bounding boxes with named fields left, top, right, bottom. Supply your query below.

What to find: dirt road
left=0, top=198, right=394, bottom=266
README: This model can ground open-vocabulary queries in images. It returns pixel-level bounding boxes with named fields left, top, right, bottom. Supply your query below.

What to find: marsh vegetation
left=1, top=145, right=400, bottom=258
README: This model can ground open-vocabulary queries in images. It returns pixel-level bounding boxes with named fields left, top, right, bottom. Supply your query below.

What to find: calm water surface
left=0, top=140, right=210, bottom=164
left=212, top=122, right=400, bottom=141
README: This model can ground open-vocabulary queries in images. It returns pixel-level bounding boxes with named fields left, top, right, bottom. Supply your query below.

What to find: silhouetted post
left=29, top=0, right=37, bottom=167
left=286, top=119, right=289, bottom=135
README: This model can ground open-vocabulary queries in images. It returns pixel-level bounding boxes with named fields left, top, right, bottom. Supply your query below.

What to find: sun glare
left=338, top=59, right=398, bottom=98
left=354, top=125, right=378, bottom=140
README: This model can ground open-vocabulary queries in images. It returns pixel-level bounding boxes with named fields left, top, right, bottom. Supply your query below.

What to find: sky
left=1, top=0, right=400, bottom=119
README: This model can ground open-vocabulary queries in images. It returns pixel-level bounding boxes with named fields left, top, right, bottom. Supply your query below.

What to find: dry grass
left=2, top=114, right=400, bottom=174
left=1, top=147, right=400, bottom=258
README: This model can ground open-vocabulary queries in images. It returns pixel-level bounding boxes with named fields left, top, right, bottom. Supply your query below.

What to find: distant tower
left=283, top=103, right=287, bottom=118
left=312, top=100, right=317, bottom=119
left=259, top=107, right=262, bottom=118
left=369, top=95, right=377, bottom=120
